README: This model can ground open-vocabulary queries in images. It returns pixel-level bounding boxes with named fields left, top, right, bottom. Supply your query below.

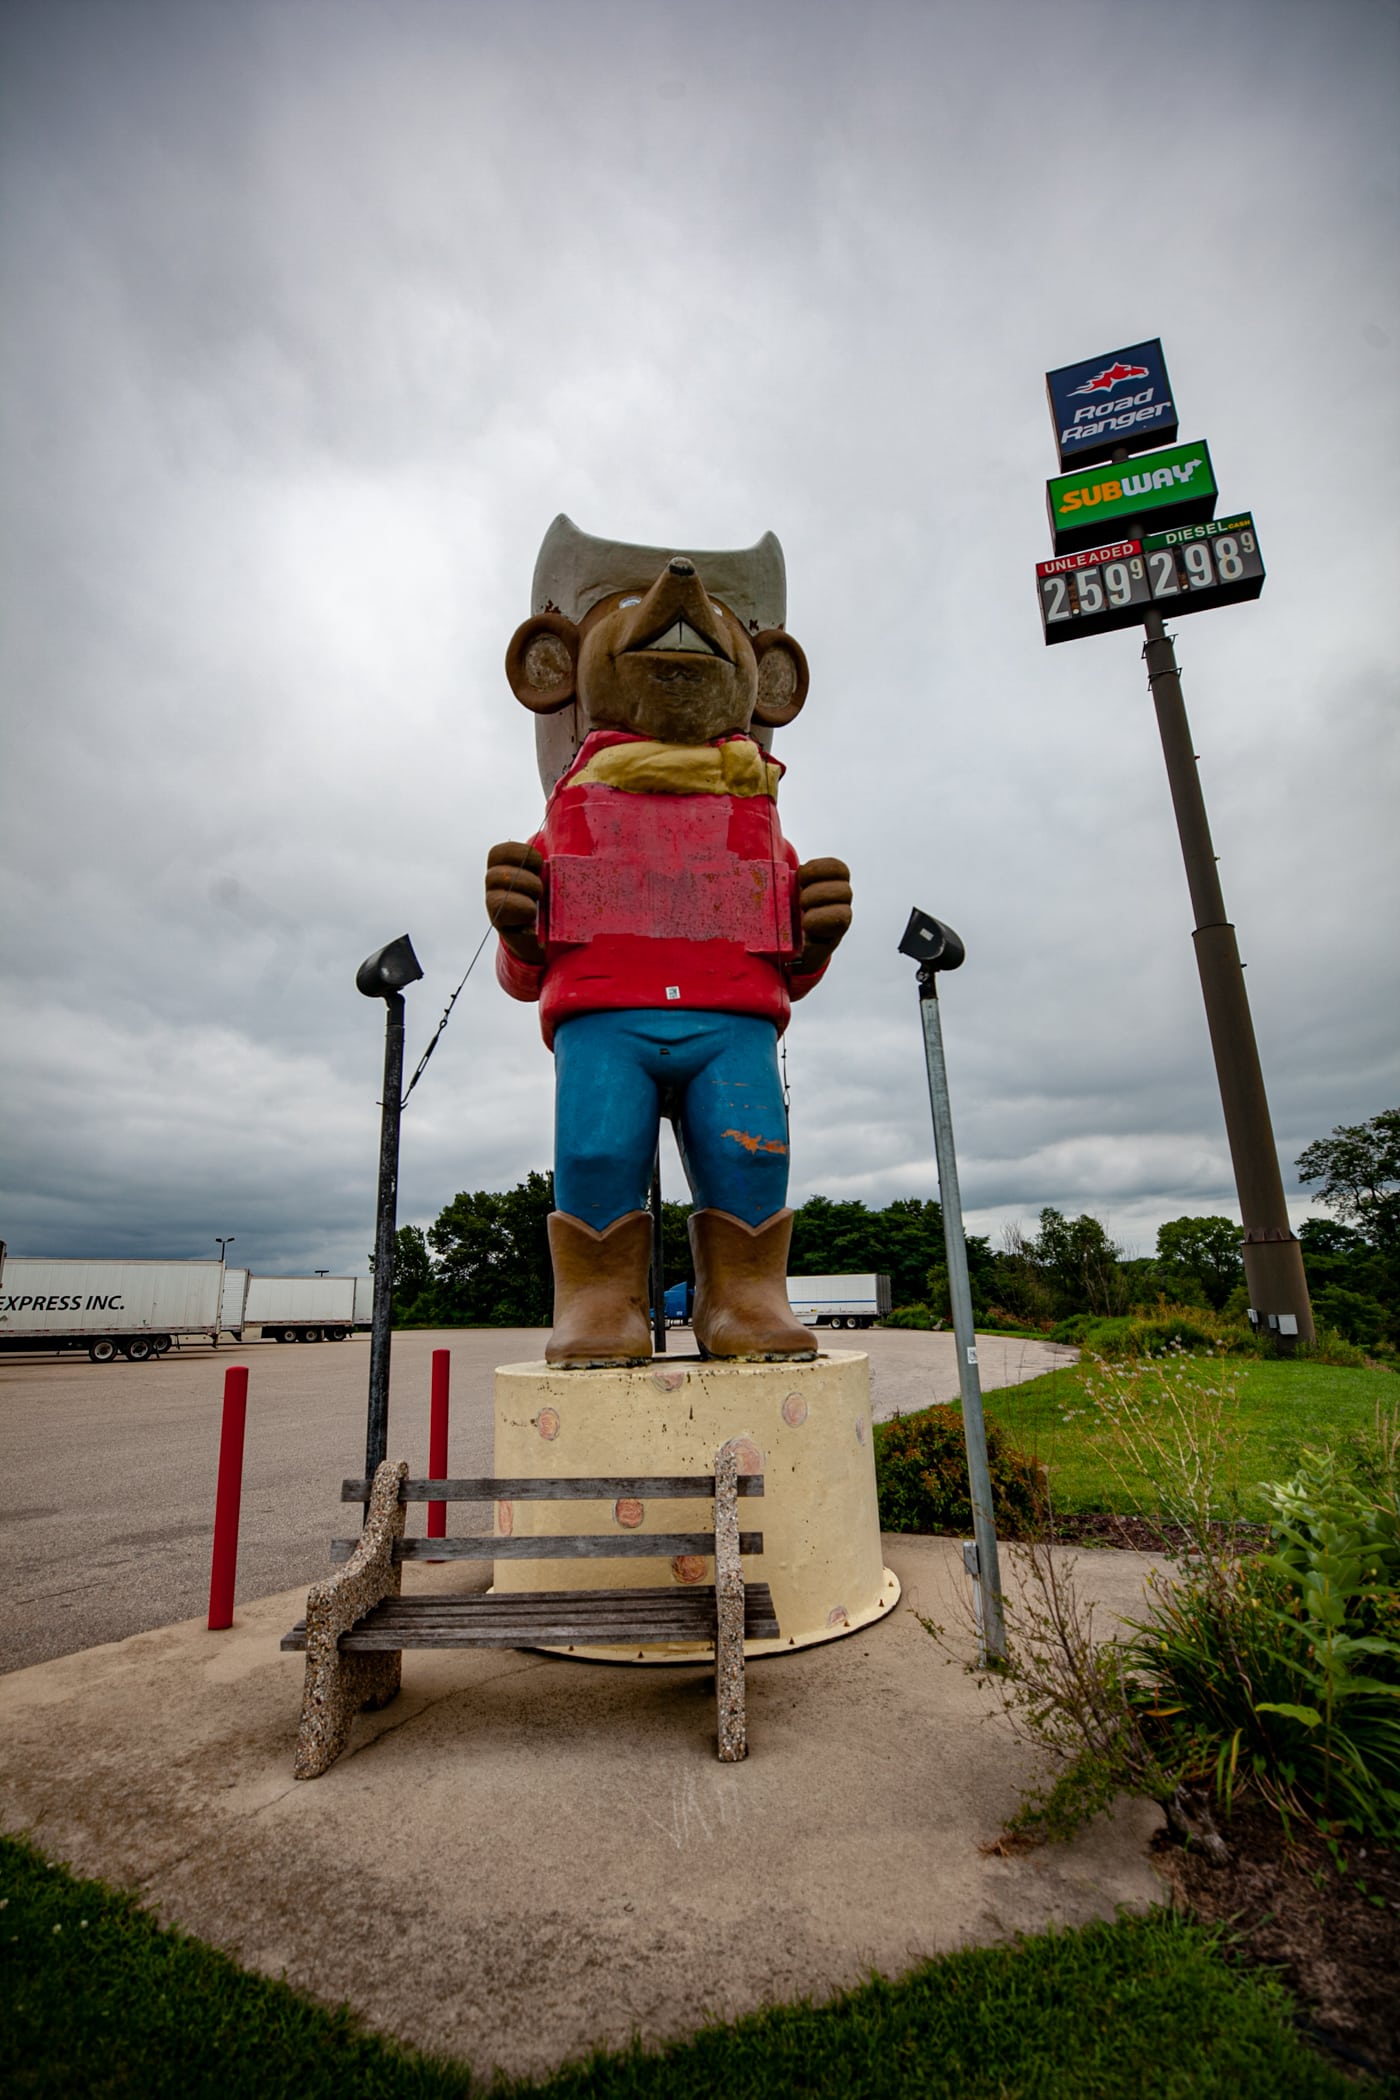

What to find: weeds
left=940, top=1360, right=1400, bottom=1855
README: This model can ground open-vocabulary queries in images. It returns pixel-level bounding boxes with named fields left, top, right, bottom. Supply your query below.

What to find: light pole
left=899, top=908, right=1007, bottom=1665
left=214, top=1237, right=234, bottom=1349
left=356, top=935, right=424, bottom=1485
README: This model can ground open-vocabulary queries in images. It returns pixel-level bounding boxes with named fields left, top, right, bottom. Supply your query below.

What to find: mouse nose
left=668, top=556, right=695, bottom=576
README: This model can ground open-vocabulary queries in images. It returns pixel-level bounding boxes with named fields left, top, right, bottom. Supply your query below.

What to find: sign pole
left=1141, top=608, right=1313, bottom=1342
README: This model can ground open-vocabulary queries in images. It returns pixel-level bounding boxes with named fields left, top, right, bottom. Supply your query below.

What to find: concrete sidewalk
left=0, top=1533, right=1165, bottom=2084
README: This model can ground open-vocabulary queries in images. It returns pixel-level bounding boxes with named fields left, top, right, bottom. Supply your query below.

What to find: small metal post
left=208, top=1364, right=249, bottom=1630
left=900, top=909, right=1007, bottom=1664
left=650, top=1150, right=667, bottom=1355
left=427, top=1347, right=450, bottom=1538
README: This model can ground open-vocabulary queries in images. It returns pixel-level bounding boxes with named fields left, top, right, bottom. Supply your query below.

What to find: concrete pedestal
left=493, top=1349, right=899, bottom=1660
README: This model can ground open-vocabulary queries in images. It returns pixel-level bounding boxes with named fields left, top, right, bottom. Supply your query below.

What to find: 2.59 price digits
left=1040, top=553, right=1149, bottom=624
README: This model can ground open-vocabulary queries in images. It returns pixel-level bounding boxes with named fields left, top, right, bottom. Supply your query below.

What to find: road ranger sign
left=1048, top=438, right=1217, bottom=554
left=1046, top=338, right=1178, bottom=472
left=1036, top=514, right=1264, bottom=644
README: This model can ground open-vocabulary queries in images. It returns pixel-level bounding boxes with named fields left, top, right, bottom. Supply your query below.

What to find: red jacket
left=496, top=729, right=827, bottom=1046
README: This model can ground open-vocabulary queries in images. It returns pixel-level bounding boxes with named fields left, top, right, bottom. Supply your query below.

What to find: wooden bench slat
left=328, top=1531, right=764, bottom=1564
left=279, top=1584, right=781, bottom=1653
left=340, top=1475, right=765, bottom=1502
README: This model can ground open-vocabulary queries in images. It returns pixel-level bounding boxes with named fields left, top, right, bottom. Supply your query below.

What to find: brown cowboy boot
left=545, top=1210, right=653, bottom=1367
left=689, top=1208, right=817, bottom=1360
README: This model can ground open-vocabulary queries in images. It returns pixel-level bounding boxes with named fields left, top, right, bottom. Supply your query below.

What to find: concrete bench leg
left=294, top=1459, right=407, bottom=1780
left=713, top=1441, right=747, bottom=1762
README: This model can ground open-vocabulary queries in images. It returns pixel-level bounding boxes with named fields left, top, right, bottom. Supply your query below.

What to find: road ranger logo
left=1070, top=360, right=1149, bottom=396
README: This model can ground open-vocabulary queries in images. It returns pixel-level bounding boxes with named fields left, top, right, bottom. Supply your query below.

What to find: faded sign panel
left=546, top=855, right=797, bottom=954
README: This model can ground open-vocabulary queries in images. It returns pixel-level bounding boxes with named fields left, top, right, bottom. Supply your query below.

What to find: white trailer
left=219, top=1266, right=250, bottom=1338
left=0, top=1258, right=225, bottom=1363
left=786, top=1273, right=892, bottom=1330
left=245, top=1275, right=361, bottom=1344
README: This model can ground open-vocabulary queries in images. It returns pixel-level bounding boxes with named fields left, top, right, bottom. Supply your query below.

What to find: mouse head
left=507, top=515, right=809, bottom=790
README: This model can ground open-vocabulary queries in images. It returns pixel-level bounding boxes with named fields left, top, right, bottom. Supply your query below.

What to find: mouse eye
left=618, top=594, right=642, bottom=609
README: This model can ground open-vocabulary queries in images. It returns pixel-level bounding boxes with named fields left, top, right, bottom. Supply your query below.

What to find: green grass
left=982, top=1355, right=1393, bottom=1518
left=0, top=1834, right=1372, bottom=2098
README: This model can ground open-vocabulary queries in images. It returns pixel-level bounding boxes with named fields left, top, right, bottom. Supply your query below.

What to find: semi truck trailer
left=661, top=1273, right=891, bottom=1330
left=0, top=1258, right=226, bottom=1362
left=785, top=1274, right=891, bottom=1329
left=244, top=1274, right=362, bottom=1343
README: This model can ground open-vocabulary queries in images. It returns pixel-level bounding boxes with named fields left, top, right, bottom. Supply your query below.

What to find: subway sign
left=1046, top=338, right=1178, bottom=472
left=1047, top=439, right=1217, bottom=555
left=1036, top=514, right=1264, bottom=645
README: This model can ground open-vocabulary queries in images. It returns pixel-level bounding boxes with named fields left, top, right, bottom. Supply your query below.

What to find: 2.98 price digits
left=1145, top=527, right=1261, bottom=598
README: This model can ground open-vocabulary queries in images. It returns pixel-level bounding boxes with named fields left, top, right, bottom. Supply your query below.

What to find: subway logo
left=1047, top=440, right=1217, bottom=555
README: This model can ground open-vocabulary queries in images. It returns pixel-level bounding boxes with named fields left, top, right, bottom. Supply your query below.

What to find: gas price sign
left=1037, top=514, right=1264, bottom=645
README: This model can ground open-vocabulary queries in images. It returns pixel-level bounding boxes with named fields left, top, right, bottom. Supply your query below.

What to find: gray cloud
left=2, top=0, right=1397, bottom=1273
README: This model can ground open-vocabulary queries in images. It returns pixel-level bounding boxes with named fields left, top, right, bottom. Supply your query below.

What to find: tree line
left=387, top=1107, right=1397, bottom=1346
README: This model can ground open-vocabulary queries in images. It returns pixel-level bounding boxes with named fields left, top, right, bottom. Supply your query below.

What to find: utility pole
left=1142, top=611, right=1313, bottom=1341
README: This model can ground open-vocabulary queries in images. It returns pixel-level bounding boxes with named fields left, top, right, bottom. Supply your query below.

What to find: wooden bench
left=282, top=1439, right=778, bottom=1778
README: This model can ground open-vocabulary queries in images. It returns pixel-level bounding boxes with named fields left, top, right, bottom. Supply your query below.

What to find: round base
left=494, top=1350, right=894, bottom=1661
left=529, top=1565, right=902, bottom=1664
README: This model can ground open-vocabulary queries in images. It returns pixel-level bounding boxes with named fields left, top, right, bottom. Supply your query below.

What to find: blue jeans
left=553, top=1009, right=789, bottom=1230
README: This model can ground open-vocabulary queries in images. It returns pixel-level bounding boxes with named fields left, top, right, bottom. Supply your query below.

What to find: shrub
left=882, top=1303, right=940, bottom=1330
left=1296, top=1325, right=1369, bottom=1369
left=1309, top=1286, right=1393, bottom=1348
left=1126, top=1440, right=1400, bottom=1840
left=952, top=1363, right=1400, bottom=1853
left=875, top=1404, right=1044, bottom=1538
left=1081, top=1303, right=1261, bottom=1360
left=981, top=1304, right=1055, bottom=1334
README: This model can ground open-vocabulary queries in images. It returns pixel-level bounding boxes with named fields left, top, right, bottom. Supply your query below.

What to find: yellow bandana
left=566, top=737, right=781, bottom=800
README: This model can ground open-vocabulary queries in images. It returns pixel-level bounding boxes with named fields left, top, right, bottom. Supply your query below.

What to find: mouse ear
left=751, top=630, right=809, bottom=727
left=505, top=613, right=580, bottom=714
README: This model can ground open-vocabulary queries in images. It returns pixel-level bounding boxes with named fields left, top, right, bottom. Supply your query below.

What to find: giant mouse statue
left=486, top=515, right=852, bottom=1368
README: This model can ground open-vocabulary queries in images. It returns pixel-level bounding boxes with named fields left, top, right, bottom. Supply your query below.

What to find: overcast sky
left=2, top=0, right=1396, bottom=1279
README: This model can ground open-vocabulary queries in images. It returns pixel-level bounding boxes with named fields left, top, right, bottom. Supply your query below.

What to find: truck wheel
left=88, top=1338, right=118, bottom=1364
left=121, top=1338, right=153, bottom=1362
left=299, top=1327, right=322, bottom=1343
left=150, top=1335, right=172, bottom=1355
left=327, top=1327, right=349, bottom=1342
left=278, top=1327, right=298, bottom=1344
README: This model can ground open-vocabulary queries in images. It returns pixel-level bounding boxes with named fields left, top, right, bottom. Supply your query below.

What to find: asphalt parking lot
left=0, top=1325, right=1073, bottom=1672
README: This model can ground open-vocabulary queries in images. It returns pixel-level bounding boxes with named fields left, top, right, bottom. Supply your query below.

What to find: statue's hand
left=486, top=842, right=546, bottom=967
left=793, top=857, right=852, bottom=974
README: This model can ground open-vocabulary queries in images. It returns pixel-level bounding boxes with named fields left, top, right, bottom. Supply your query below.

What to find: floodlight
left=897, top=909, right=965, bottom=974
left=356, top=935, right=424, bottom=999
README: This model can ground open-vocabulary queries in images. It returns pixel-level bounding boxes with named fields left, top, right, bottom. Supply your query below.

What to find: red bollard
left=208, top=1365, right=249, bottom=1630
left=427, top=1348, right=450, bottom=1538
